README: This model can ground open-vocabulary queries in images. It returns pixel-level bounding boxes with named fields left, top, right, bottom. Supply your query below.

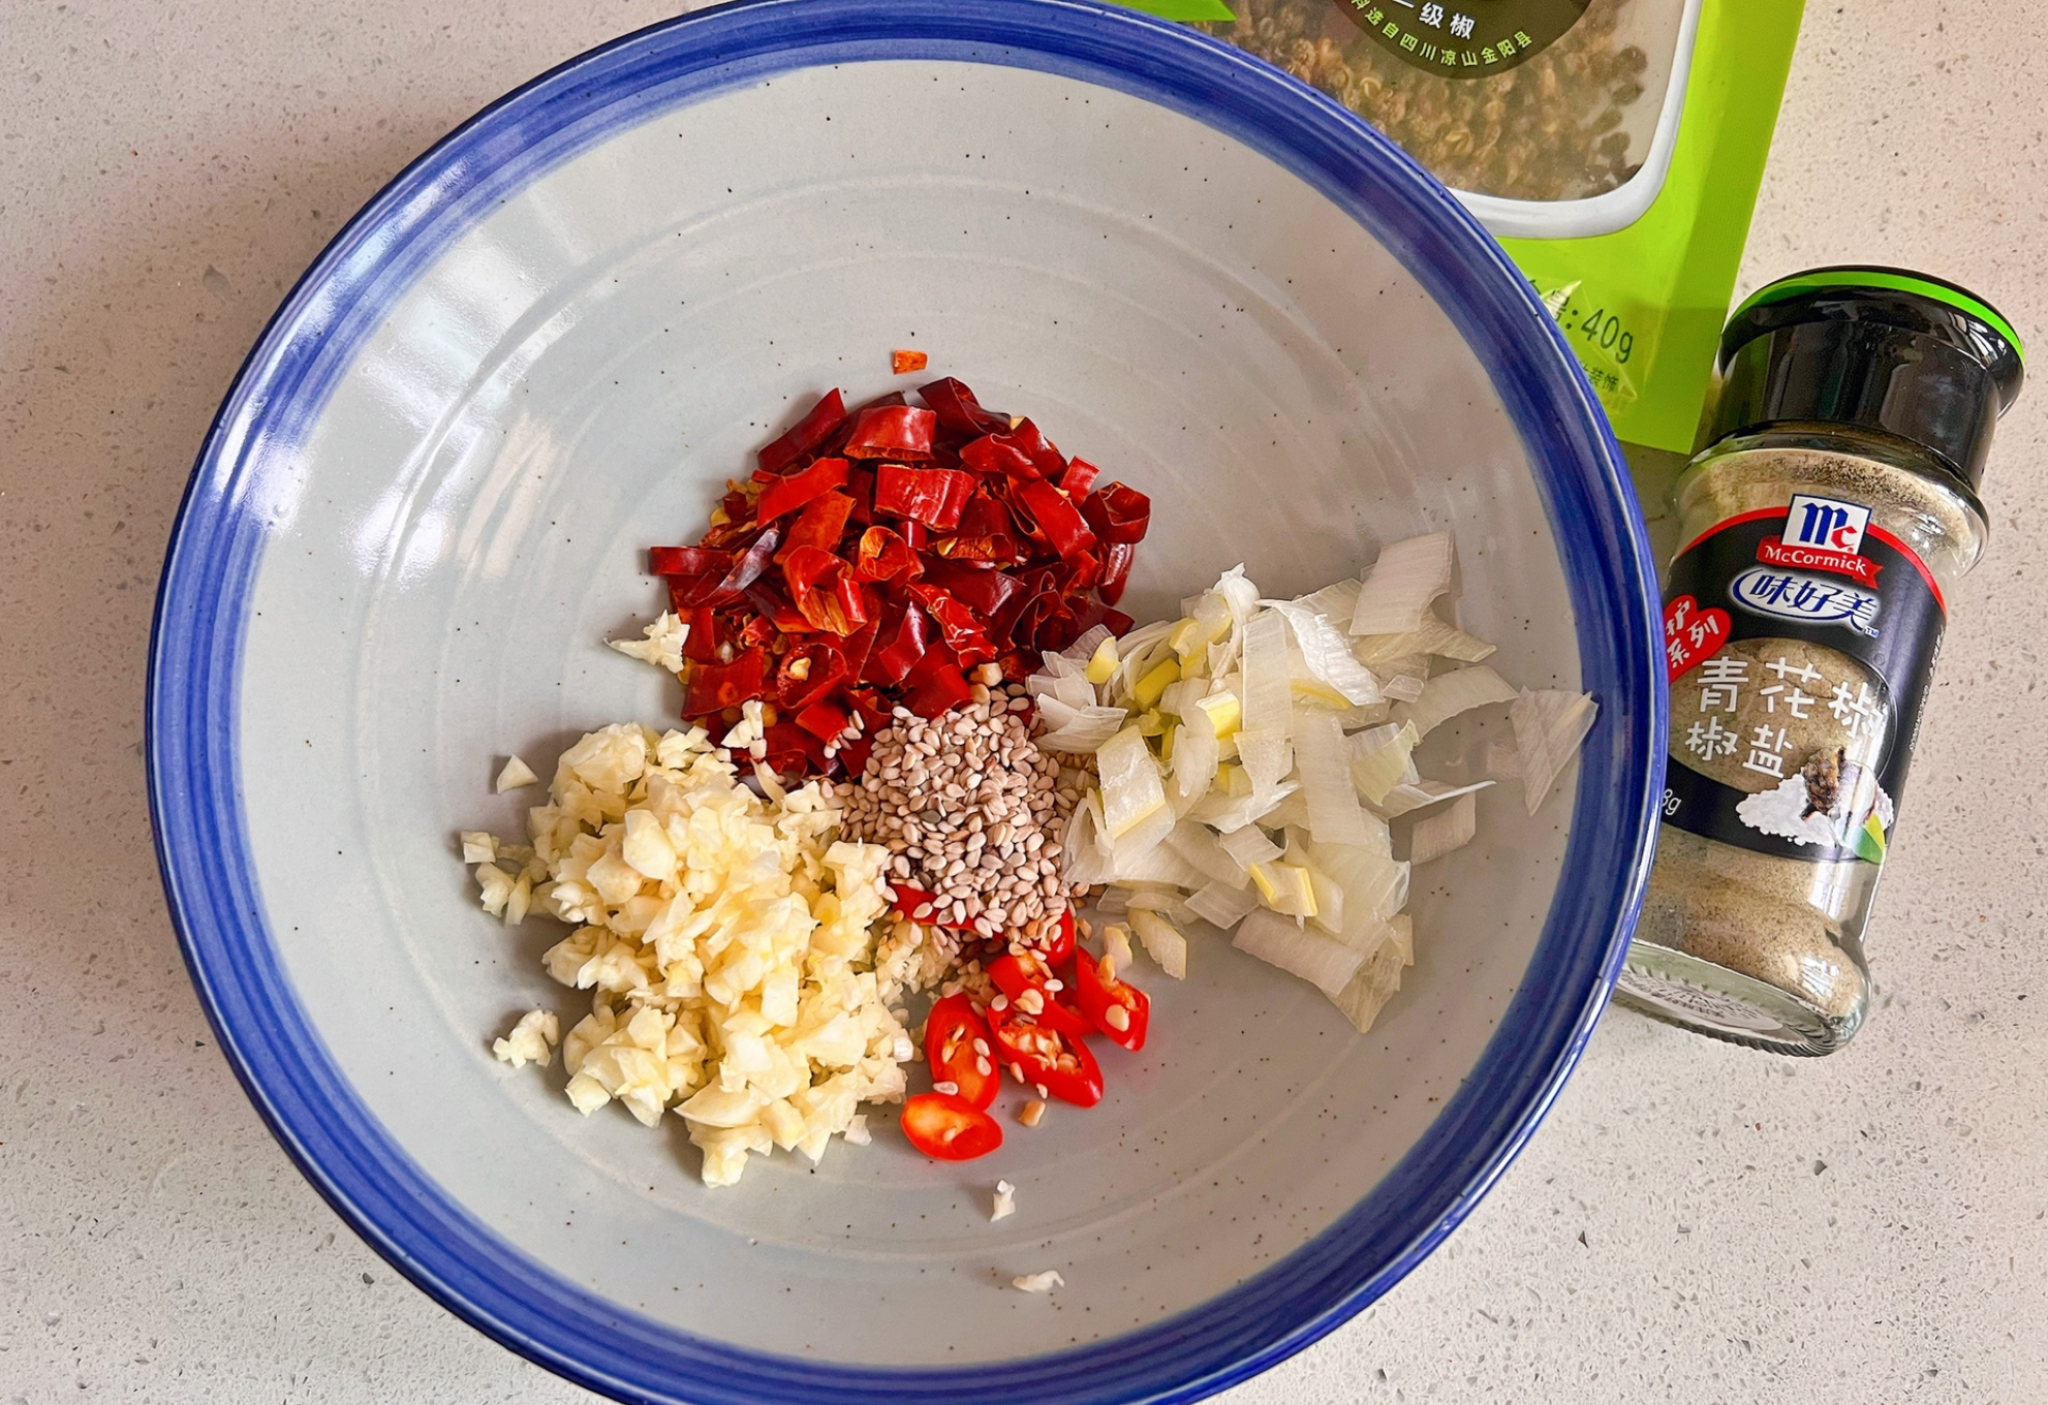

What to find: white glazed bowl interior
left=151, top=4, right=1660, bottom=1401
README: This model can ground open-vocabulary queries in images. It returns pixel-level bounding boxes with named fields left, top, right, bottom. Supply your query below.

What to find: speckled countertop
left=5, top=2, right=2045, bottom=1400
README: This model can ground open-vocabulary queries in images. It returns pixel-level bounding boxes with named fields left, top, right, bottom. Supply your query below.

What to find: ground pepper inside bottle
left=1617, top=268, right=2025, bottom=1054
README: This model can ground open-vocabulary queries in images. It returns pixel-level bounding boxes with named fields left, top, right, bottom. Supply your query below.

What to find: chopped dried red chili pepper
left=648, top=545, right=732, bottom=578
left=852, top=525, right=920, bottom=584
left=681, top=606, right=721, bottom=663
left=793, top=698, right=850, bottom=742
left=714, top=524, right=781, bottom=597
left=865, top=599, right=930, bottom=685
left=908, top=583, right=994, bottom=665
left=1014, top=479, right=1098, bottom=560
left=759, top=722, right=827, bottom=776
left=757, top=389, right=847, bottom=475
left=776, top=641, right=849, bottom=713
left=753, top=456, right=850, bottom=523
left=1057, top=456, right=1100, bottom=498
left=1099, top=540, right=1136, bottom=606
left=918, top=377, right=1010, bottom=440
left=903, top=648, right=976, bottom=718
left=958, top=432, right=1035, bottom=478
left=1005, top=419, right=1066, bottom=478
left=921, top=559, right=1021, bottom=619
left=781, top=547, right=866, bottom=636
left=667, top=572, right=730, bottom=611
left=1082, top=481, right=1151, bottom=544
left=777, top=490, right=855, bottom=559
left=779, top=544, right=840, bottom=610
left=843, top=406, right=936, bottom=461
left=874, top=464, right=973, bottom=531
left=686, top=646, right=769, bottom=716
left=644, top=372, right=1147, bottom=769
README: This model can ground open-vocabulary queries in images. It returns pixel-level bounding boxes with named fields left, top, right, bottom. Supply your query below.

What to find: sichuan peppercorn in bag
left=1130, top=0, right=1805, bottom=456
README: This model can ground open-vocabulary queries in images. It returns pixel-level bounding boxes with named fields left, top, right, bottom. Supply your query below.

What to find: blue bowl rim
left=146, top=2, right=1666, bottom=1402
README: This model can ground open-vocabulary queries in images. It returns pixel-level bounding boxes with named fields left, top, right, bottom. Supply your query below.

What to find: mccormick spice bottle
left=1617, top=269, right=2024, bottom=1054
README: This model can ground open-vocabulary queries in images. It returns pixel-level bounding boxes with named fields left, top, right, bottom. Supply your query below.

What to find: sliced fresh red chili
left=1082, top=481, right=1151, bottom=544
left=1073, top=945, right=1150, bottom=1052
left=685, top=646, right=769, bottom=716
left=1099, top=540, right=1136, bottom=606
left=843, top=406, right=937, bottom=461
left=899, top=1092, right=1002, bottom=1161
left=754, top=456, right=850, bottom=523
left=1042, top=908, right=1077, bottom=967
left=775, top=640, right=848, bottom=712
left=777, top=490, right=855, bottom=559
left=891, top=349, right=929, bottom=374
left=757, top=389, right=847, bottom=475
left=988, top=1006, right=1104, bottom=1108
left=987, top=952, right=1093, bottom=1040
left=648, top=545, right=733, bottom=578
left=889, top=883, right=950, bottom=925
left=924, top=994, right=999, bottom=1110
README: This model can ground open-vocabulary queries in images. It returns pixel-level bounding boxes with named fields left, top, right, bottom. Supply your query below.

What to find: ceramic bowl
left=149, top=2, right=1664, bottom=1400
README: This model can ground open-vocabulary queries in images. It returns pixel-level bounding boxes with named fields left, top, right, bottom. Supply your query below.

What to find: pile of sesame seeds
left=834, top=689, right=1088, bottom=946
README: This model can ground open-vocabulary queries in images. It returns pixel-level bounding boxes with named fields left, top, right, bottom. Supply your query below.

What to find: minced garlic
left=470, top=722, right=915, bottom=1187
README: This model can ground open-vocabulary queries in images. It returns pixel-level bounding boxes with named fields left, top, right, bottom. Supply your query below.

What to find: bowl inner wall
left=237, top=59, right=1580, bottom=1363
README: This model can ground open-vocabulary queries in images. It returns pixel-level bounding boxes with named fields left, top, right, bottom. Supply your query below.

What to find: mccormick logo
left=1755, top=494, right=1882, bottom=588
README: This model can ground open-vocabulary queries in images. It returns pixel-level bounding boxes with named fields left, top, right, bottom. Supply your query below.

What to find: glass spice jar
left=1616, top=268, right=2025, bottom=1054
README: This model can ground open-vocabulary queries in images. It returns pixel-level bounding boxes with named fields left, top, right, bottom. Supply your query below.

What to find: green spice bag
left=1125, top=0, right=1805, bottom=454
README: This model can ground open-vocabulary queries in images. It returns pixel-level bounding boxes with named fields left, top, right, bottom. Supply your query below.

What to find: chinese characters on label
left=1352, top=4, right=1536, bottom=67
left=1682, top=649, right=1887, bottom=777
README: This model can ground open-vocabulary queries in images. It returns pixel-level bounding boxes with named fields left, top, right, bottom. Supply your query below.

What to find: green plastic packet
left=1122, top=0, right=1805, bottom=454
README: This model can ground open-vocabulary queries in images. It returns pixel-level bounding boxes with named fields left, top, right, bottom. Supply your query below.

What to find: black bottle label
left=1659, top=495, right=1945, bottom=866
